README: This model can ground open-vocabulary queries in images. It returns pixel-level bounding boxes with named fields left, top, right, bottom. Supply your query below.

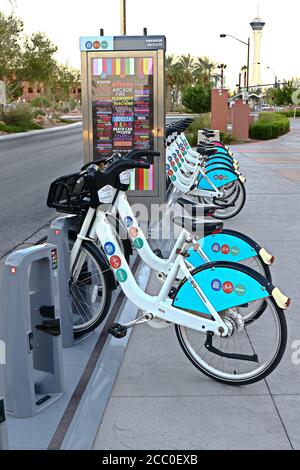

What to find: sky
left=1, top=0, right=299, bottom=89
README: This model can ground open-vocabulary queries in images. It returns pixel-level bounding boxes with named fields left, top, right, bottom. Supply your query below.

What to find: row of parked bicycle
left=46, top=119, right=290, bottom=386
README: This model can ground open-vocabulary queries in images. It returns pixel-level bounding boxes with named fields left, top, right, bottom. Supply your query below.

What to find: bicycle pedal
left=108, top=323, right=128, bottom=339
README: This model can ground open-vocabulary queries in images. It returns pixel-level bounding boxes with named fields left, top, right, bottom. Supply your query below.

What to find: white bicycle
left=47, top=152, right=289, bottom=386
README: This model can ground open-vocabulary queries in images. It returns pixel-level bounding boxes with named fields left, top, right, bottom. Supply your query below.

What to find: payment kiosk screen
left=91, top=57, right=155, bottom=191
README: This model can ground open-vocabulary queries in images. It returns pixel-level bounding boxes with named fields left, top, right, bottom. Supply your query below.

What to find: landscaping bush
left=220, top=132, right=238, bottom=145
left=278, top=110, right=300, bottom=118
left=186, top=114, right=211, bottom=146
left=1, top=103, right=43, bottom=133
left=182, top=84, right=211, bottom=114
left=29, top=96, right=50, bottom=108
left=250, top=112, right=290, bottom=140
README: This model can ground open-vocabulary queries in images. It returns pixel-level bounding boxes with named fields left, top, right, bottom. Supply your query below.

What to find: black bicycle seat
left=177, top=197, right=217, bottom=217
left=197, top=147, right=218, bottom=157
left=172, top=216, right=223, bottom=235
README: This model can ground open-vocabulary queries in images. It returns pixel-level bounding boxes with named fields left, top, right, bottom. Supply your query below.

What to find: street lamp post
left=120, top=0, right=127, bottom=35
left=220, top=34, right=251, bottom=95
left=217, top=64, right=227, bottom=89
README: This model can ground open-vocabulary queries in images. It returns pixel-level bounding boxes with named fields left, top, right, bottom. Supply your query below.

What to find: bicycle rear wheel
left=175, top=296, right=287, bottom=386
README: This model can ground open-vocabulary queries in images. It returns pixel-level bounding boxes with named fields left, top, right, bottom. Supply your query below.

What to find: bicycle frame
left=77, top=205, right=229, bottom=336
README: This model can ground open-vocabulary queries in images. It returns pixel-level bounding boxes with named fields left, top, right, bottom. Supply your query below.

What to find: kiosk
left=80, top=35, right=166, bottom=209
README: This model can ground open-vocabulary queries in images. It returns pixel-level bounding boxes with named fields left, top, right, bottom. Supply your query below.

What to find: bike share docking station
left=0, top=245, right=64, bottom=419
left=0, top=33, right=166, bottom=449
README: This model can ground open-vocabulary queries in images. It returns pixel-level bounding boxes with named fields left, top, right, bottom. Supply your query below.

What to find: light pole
left=267, top=66, right=278, bottom=88
left=120, top=0, right=127, bottom=35
left=220, top=34, right=251, bottom=95
left=217, top=64, right=227, bottom=89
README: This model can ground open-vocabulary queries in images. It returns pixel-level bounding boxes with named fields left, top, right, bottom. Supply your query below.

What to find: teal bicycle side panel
left=208, top=153, right=233, bottom=162
left=173, top=267, right=269, bottom=316
left=212, top=148, right=231, bottom=156
left=198, top=169, right=237, bottom=190
left=187, top=234, right=257, bottom=267
left=205, top=161, right=234, bottom=170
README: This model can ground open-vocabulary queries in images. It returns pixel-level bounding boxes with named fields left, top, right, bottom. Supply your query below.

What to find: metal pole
left=120, top=0, right=127, bottom=35
left=247, top=37, right=250, bottom=93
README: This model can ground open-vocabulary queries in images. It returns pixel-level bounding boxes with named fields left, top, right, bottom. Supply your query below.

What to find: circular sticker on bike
left=168, top=156, right=172, bottom=162
left=222, top=281, right=234, bottom=294
left=134, top=238, right=144, bottom=249
left=235, top=284, right=246, bottom=296
left=124, top=216, right=133, bottom=228
left=171, top=176, right=177, bottom=182
left=168, top=170, right=173, bottom=176
left=104, top=242, right=115, bottom=256
left=231, top=246, right=240, bottom=256
left=129, top=227, right=138, bottom=239
left=212, top=243, right=220, bottom=253
left=116, top=269, right=128, bottom=283
left=211, top=279, right=221, bottom=292
left=170, top=161, right=175, bottom=167
left=110, top=256, right=122, bottom=270
left=221, top=244, right=230, bottom=255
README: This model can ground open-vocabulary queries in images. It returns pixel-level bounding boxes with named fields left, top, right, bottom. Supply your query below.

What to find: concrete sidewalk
left=93, top=120, right=300, bottom=450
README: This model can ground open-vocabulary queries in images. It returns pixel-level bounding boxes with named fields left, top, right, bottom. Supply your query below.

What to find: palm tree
left=193, top=56, right=220, bottom=86
left=174, top=54, right=195, bottom=87
left=165, top=54, right=177, bottom=111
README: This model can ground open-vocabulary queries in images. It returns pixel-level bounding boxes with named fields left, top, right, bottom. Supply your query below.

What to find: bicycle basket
left=47, top=172, right=91, bottom=214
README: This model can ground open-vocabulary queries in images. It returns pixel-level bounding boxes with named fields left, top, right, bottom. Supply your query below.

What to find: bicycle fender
left=173, top=262, right=278, bottom=316
left=188, top=231, right=260, bottom=267
left=198, top=168, right=238, bottom=191
left=173, top=262, right=290, bottom=314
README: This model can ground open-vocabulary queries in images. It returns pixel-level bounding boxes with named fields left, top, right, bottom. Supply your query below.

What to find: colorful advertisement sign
left=91, top=57, right=155, bottom=191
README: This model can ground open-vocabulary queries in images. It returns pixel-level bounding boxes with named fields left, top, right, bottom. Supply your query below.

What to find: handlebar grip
left=133, top=161, right=151, bottom=170
left=85, top=164, right=99, bottom=179
left=127, top=150, right=160, bottom=161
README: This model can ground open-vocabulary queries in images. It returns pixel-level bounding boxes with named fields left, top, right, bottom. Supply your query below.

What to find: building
left=250, top=11, right=266, bottom=86
left=20, top=81, right=82, bottom=103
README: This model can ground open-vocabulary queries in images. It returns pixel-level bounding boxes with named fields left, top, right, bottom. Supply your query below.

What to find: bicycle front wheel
left=175, top=296, right=287, bottom=386
left=71, top=241, right=112, bottom=338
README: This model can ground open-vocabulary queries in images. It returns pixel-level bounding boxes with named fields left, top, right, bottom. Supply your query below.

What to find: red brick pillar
left=211, top=89, right=229, bottom=133
left=231, top=99, right=251, bottom=140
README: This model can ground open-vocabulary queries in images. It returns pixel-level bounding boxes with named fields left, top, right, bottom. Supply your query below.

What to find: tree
left=272, top=81, right=296, bottom=106
left=193, top=56, right=220, bottom=86
left=0, top=11, right=23, bottom=82
left=21, top=32, right=58, bottom=85
left=174, top=54, right=195, bottom=87
left=165, top=54, right=176, bottom=111
left=48, top=63, right=81, bottom=103
left=182, top=83, right=212, bottom=114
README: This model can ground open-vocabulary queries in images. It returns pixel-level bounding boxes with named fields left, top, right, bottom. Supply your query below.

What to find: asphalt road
left=0, top=125, right=83, bottom=258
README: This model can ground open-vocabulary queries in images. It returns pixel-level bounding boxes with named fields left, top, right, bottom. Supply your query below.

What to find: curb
left=0, top=122, right=82, bottom=142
